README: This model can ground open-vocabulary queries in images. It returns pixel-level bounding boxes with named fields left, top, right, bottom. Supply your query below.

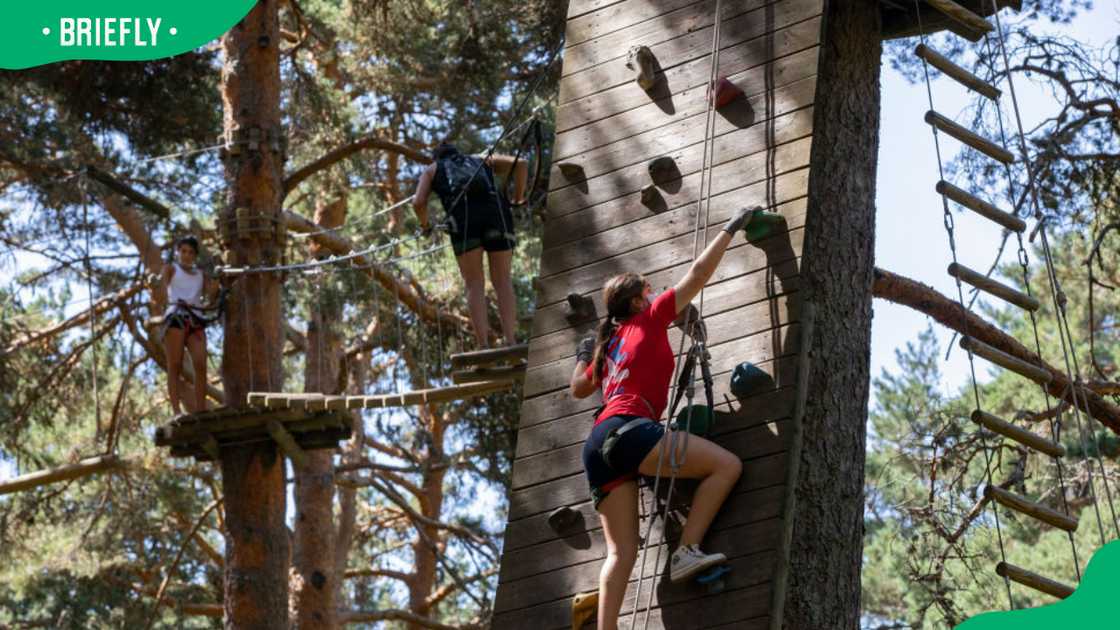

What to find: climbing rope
left=910, top=0, right=1015, bottom=607
left=631, top=3, right=724, bottom=626
left=987, top=2, right=1120, bottom=538
left=978, top=26, right=1091, bottom=574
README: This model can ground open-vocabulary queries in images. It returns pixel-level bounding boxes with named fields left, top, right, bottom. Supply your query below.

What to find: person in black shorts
left=413, top=142, right=527, bottom=347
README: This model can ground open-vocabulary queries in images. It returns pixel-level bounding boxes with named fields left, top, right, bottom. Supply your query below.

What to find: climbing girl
left=412, top=142, right=527, bottom=348
left=570, top=206, right=756, bottom=630
left=160, top=236, right=216, bottom=418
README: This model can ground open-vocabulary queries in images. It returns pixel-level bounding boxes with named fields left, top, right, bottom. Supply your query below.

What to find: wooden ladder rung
left=996, top=562, right=1075, bottom=599
left=936, top=180, right=1025, bottom=233
left=960, top=336, right=1051, bottom=385
left=449, top=343, right=529, bottom=370
left=915, top=44, right=1001, bottom=100
left=971, top=410, right=1065, bottom=457
left=925, top=111, right=1015, bottom=164
left=927, top=0, right=994, bottom=41
left=985, top=485, right=1079, bottom=532
left=948, top=263, right=1040, bottom=311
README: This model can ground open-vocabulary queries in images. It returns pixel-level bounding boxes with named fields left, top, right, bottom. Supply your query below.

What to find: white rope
left=631, top=3, right=723, bottom=626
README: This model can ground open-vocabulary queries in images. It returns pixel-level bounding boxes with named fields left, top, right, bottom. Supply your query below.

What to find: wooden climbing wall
left=493, top=0, right=824, bottom=627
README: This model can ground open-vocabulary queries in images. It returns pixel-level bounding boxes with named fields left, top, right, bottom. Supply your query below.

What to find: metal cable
left=988, top=0, right=1120, bottom=537
left=981, top=29, right=1088, bottom=574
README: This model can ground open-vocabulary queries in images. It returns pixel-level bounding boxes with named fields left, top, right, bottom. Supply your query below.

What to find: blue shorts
left=582, top=414, right=665, bottom=509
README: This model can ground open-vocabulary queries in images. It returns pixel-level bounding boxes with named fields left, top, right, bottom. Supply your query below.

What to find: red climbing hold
left=709, top=77, right=743, bottom=108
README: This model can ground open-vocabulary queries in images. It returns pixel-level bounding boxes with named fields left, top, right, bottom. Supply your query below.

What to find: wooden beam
left=451, top=364, right=527, bottom=385
left=961, top=336, right=1052, bottom=385
left=449, top=344, right=529, bottom=370
left=996, top=562, right=1075, bottom=599
left=266, top=420, right=308, bottom=469
left=915, top=44, right=1000, bottom=100
left=947, top=262, right=1040, bottom=311
left=971, top=410, right=1065, bottom=457
left=0, top=455, right=124, bottom=496
left=926, top=0, right=994, bottom=41
left=925, top=110, right=1014, bottom=164
left=984, top=485, right=1079, bottom=532
left=936, top=180, right=1025, bottom=233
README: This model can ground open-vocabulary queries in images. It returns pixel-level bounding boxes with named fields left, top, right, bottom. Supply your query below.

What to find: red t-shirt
left=586, top=288, right=679, bottom=424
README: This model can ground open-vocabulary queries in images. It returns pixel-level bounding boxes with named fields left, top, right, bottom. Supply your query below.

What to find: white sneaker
left=669, top=544, right=726, bottom=583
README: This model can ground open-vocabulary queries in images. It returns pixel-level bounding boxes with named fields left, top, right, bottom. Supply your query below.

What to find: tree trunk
left=407, top=406, right=448, bottom=627
left=780, top=2, right=881, bottom=628
left=291, top=195, right=347, bottom=629
left=217, top=2, right=289, bottom=628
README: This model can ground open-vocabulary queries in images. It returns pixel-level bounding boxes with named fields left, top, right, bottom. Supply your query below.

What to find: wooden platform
left=491, top=0, right=822, bottom=627
left=450, top=343, right=529, bottom=369
left=153, top=406, right=353, bottom=462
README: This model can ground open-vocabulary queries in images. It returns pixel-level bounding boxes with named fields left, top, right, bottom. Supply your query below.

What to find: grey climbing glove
left=723, top=205, right=762, bottom=235
left=576, top=336, right=595, bottom=365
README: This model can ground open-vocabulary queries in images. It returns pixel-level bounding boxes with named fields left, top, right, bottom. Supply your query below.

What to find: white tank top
left=166, top=263, right=204, bottom=316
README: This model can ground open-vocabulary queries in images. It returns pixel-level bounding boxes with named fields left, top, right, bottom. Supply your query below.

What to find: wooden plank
left=494, top=572, right=770, bottom=629
left=541, top=176, right=809, bottom=280
left=528, top=250, right=800, bottom=340
left=516, top=385, right=796, bottom=461
left=513, top=416, right=787, bottom=491
left=555, top=76, right=816, bottom=188
left=996, top=562, right=1075, bottom=599
left=547, top=130, right=813, bottom=224
left=518, top=353, right=799, bottom=437
left=528, top=278, right=799, bottom=367
left=0, top=455, right=124, bottom=496
left=495, top=520, right=778, bottom=614
left=500, top=483, right=784, bottom=583
left=565, top=0, right=702, bottom=47
left=536, top=222, right=805, bottom=311
left=449, top=343, right=529, bottom=369
left=970, top=410, right=1065, bottom=457
left=567, top=0, right=626, bottom=21
left=960, top=336, right=1052, bottom=385
left=542, top=159, right=808, bottom=258
left=525, top=299, right=800, bottom=399
left=985, top=485, right=1079, bottom=532
left=557, top=17, right=821, bottom=140
left=451, top=364, right=527, bottom=385
left=925, top=110, right=1014, bottom=164
left=508, top=426, right=792, bottom=522
left=947, top=262, right=1039, bottom=311
left=936, top=179, right=1026, bottom=233
left=156, top=408, right=345, bottom=446
left=915, top=43, right=1000, bottom=100
left=560, top=0, right=823, bottom=93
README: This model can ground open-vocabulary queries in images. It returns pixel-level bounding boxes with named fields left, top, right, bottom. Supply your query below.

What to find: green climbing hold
left=672, top=404, right=714, bottom=437
left=743, top=208, right=786, bottom=242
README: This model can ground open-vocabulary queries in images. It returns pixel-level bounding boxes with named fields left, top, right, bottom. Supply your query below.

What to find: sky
left=869, top=0, right=1120, bottom=407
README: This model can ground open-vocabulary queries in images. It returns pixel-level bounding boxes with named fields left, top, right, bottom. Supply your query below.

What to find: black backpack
left=439, top=152, right=494, bottom=198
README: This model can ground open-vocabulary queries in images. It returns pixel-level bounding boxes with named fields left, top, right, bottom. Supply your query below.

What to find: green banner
left=0, top=1, right=257, bottom=69
left=955, top=540, right=1119, bottom=629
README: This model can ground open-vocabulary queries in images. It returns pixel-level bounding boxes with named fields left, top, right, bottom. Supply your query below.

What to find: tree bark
left=291, top=195, right=346, bottom=629
left=217, top=3, right=290, bottom=628
left=780, top=2, right=881, bottom=628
